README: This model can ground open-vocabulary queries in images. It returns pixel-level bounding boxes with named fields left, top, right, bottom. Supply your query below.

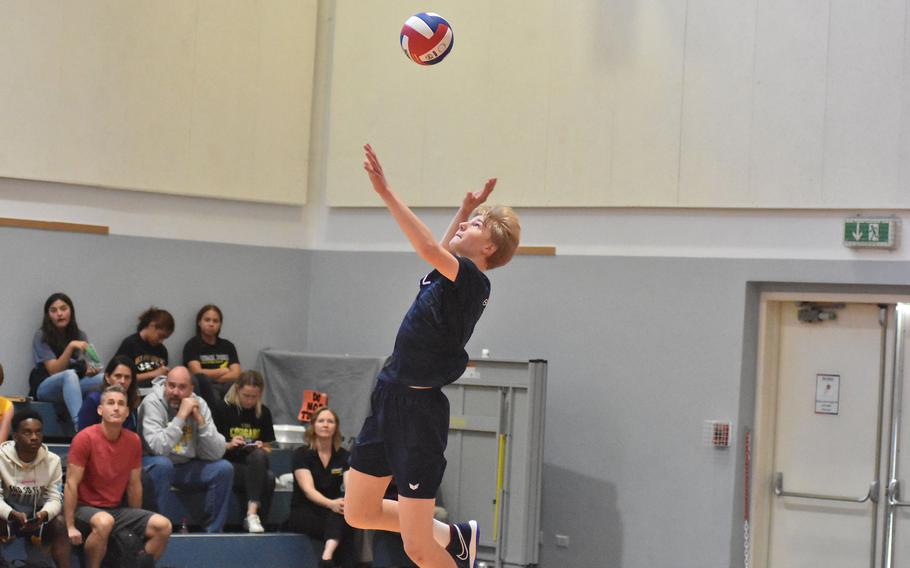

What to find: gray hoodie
left=138, top=382, right=226, bottom=464
left=0, top=441, right=63, bottom=521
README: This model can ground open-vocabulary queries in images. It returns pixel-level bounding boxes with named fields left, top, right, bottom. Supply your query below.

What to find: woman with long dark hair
left=30, top=293, right=104, bottom=429
left=183, top=304, right=241, bottom=399
left=76, top=355, right=140, bottom=431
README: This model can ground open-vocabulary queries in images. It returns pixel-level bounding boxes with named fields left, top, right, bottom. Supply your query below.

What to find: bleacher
left=3, top=400, right=416, bottom=568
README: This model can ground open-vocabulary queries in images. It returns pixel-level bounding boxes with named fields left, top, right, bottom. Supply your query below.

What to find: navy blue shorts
left=350, top=380, right=449, bottom=499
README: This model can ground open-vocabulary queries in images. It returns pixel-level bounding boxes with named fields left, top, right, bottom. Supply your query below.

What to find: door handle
left=886, top=479, right=910, bottom=507
left=774, top=472, right=878, bottom=504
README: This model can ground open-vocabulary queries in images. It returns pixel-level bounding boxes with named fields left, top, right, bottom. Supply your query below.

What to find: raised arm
left=363, top=144, right=460, bottom=281
left=440, top=178, right=496, bottom=253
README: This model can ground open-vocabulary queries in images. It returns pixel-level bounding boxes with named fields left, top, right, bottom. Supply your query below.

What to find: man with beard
left=139, top=366, right=232, bottom=533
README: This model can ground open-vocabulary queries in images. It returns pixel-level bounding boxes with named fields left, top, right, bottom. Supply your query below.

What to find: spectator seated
left=30, top=428, right=416, bottom=566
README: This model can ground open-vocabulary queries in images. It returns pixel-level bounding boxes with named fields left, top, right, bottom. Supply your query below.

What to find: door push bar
left=774, top=472, right=879, bottom=504
left=886, top=479, right=910, bottom=508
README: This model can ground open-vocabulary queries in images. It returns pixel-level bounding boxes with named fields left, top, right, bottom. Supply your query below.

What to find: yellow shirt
left=0, top=397, right=11, bottom=418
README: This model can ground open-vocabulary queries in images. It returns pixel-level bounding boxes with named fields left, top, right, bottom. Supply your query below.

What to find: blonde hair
left=473, top=205, right=521, bottom=269
left=303, top=407, right=342, bottom=450
left=224, top=370, right=265, bottom=418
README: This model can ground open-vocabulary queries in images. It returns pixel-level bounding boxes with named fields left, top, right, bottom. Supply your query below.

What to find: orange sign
left=298, top=390, right=328, bottom=423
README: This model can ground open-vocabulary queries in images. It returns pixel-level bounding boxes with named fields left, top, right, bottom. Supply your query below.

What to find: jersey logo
left=421, top=273, right=432, bottom=286
left=408, top=482, right=420, bottom=491
left=482, top=298, right=489, bottom=306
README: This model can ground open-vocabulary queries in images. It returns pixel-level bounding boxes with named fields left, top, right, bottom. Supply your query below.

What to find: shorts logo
left=409, top=482, right=420, bottom=491
left=455, top=529, right=468, bottom=560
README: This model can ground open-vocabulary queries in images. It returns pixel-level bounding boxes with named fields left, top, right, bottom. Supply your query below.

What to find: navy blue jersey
left=378, top=256, right=490, bottom=388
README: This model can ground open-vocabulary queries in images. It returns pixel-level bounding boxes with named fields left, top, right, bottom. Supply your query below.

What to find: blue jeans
left=35, top=369, right=104, bottom=427
left=142, top=455, right=234, bottom=533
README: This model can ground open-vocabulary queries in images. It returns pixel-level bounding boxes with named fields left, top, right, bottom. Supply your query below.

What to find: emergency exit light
left=844, top=216, right=898, bottom=249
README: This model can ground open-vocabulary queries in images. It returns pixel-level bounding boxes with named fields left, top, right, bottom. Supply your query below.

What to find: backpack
left=101, top=528, right=152, bottom=568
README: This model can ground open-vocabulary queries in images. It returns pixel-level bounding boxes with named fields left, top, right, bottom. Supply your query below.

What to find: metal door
left=767, top=302, right=886, bottom=567
left=882, top=304, right=910, bottom=568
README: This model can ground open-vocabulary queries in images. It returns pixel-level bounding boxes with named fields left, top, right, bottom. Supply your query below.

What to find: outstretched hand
left=363, top=144, right=390, bottom=195
left=462, top=178, right=497, bottom=212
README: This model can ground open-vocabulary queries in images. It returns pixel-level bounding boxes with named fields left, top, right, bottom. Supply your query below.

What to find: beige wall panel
left=8, top=0, right=910, bottom=209
left=188, top=3, right=263, bottom=201
left=480, top=1, right=552, bottom=206
left=255, top=3, right=316, bottom=204
left=0, top=3, right=196, bottom=190
left=325, top=0, right=910, bottom=209
left=326, top=1, right=553, bottom=207
left=822, top=0, right=905, bottom=207
left=604, top=0, right=687, bottom=206
left=326, top=0, right=689, bottom=208
left=678, top=0, right=756, bottom=207
left=326, top=1, right=691, bottom=208
left=417, top=1, right=509, bottom=205
left=543, top=0, right=615, bottom=206
left=325, top=3, right=433, bottom=207
left=749, top=0, right=828, bottom=207
left=186, top=0, right=314, bottom=204
left=0, top=1, right=315, bottom=205
left=0, top=2, right=61, bottom=175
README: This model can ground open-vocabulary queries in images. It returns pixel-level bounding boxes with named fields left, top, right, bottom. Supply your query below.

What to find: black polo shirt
left=291, top=446, right=350, bottom=510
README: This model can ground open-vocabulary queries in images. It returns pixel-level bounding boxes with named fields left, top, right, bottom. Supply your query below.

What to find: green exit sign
left=843, top=217, right=899, bottom=249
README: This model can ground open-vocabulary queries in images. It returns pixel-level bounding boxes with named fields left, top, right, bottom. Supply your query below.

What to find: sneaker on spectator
left=447, top=520, right=478, bottom=568
left=244, top=514, right=265, bottom=533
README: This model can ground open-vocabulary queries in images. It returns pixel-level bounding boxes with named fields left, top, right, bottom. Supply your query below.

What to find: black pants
left=288, top=505, right=350, bottom=543
left=231, top=448, right=275, bottom=520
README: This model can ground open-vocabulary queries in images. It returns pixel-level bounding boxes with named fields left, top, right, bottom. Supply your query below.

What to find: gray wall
left=0, top=227, right=310, bottom=393
left=7, top=229, right=910, bottom=567
left=306, top=250, right=910, bottom=568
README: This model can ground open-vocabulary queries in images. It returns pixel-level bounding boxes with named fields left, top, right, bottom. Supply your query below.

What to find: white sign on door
left=815, top=373, right=840, bottom=415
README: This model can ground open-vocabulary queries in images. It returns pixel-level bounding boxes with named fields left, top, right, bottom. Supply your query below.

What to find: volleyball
left=400, top=12, right=454, bottom=66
